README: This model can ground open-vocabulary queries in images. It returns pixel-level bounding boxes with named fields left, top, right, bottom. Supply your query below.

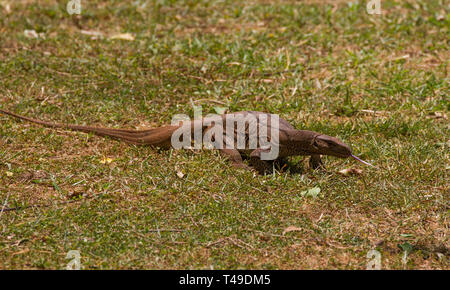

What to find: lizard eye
left=324, top=140, right=335, bottom=146
left=313, top=138, right=329, bottom=149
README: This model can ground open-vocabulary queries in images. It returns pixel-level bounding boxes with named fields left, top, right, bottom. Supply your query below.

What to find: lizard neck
left=284, top=130, right=320, bottom=155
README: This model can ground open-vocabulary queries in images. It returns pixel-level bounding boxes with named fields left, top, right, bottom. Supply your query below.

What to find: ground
left=0, top=0, right=448, bottom=269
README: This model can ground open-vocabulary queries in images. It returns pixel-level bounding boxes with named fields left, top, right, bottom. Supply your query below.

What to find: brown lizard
left=0, top=109, right=372, bottom=173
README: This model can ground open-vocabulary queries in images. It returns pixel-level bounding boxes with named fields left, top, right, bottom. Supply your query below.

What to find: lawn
left=0, top=0, right=448, bottom=269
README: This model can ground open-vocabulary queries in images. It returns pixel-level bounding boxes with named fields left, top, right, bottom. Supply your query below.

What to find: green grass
left=0, top=0, right=448, bottom=269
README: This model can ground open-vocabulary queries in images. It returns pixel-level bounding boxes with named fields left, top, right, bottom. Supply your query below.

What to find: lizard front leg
left=309, top=154, right=324, bottom=170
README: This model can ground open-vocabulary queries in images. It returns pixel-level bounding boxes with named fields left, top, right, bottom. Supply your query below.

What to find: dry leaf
left=109, top=33, right=135, bottom=41
left=283, top=226, right=302, bottom=235
left=338, top=168, right=363, bottom=176
left=1, top=2, right=11, bottom=14
left=359, top=109, right=390, bottom=116
left=80, top=30, right=102, bottom=36
left=390, top=54, right=410, bottom=61
left=427, top=112, right=447, bottom=119
left=19, top=170, right=48, bottom=182
left=24, top=30, right=39, bottom=39
left=100, top=157, right=113, bottom=164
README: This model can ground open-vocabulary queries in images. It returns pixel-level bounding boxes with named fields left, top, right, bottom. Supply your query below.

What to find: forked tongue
left=351, top=154, right=375, bottom=168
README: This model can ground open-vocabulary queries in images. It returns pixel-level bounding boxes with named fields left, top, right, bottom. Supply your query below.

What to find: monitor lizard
left=0, top=109, right=372, bottom=173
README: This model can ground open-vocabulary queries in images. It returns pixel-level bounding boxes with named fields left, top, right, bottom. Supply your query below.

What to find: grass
left=0, top=0, right=448, bottom=269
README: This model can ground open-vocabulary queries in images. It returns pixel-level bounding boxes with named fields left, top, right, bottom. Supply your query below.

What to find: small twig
left=0, top=197, right=90, bottom=213
left=205, top=236, right=254, bottom=249
left=249, top=230, right=285, bottom=238
left=146, top=229, right=186, bottom=232
left=206, top=238, right=227, bottom=248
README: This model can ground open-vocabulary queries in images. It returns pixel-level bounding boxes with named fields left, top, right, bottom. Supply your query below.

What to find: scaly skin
left=0, top=109, right=352, bottom=174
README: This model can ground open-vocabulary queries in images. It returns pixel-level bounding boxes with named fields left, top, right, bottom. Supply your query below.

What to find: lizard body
left=0, top=109, right=354, bottom=173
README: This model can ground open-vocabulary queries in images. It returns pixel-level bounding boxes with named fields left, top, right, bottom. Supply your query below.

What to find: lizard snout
left=314, top=135, right=352, bottom=158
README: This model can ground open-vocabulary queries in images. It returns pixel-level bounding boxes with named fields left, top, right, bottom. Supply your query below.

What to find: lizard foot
left=249, top=156, right=272, bottom=174
left=309, top=154, right=325, bottom=170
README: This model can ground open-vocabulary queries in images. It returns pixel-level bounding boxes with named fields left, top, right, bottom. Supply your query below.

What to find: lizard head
left=312, top=134, right=352, bottom=158
left=289, top=130, right=375, bottom=166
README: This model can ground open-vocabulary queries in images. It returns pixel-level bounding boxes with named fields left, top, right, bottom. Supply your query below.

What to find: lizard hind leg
left=206, top=126, right=251, bottom=171
left=219, top=148, right=251, bottom=171
left=249, top=149, right=273, bottom=175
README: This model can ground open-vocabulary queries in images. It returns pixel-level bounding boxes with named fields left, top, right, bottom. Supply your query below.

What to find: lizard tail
left=0, top=108, right=177, bottom=148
